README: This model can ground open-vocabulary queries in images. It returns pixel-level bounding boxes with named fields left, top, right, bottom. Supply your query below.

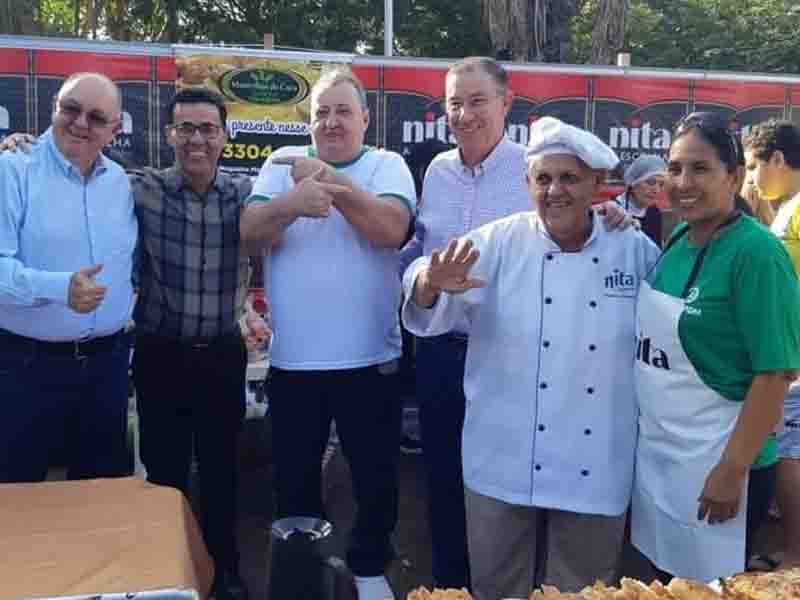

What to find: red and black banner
left=5, top=41, right=800, bottom=176
left=592, top=76, right=689, bottom=173
left=0, top=48, right=29, bottom=143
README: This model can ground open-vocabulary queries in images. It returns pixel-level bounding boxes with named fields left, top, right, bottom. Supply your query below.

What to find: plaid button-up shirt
left=130, top=166, right=251, bottom=341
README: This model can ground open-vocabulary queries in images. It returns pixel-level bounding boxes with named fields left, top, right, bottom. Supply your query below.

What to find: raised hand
left=68, top=264, right=108, bottom=313
left=293, top=167, right=350, bottom=218
left=426, top=238, right=485, bottom=294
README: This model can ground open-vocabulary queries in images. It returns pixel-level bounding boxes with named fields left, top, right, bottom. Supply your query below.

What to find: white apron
left=631, top=279, right=747, bottom=582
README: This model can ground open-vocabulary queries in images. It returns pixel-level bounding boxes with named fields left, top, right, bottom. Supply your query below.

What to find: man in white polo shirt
left=240, top=68, right=416, bottom=600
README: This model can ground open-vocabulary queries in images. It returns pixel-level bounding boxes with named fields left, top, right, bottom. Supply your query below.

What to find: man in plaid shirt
left=130, top=87, right=254, bottom=600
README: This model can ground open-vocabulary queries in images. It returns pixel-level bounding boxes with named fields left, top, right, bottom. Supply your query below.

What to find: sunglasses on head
left=55, top=98, right=117, bottom=130
left=674, top=111, right=743, bottom=165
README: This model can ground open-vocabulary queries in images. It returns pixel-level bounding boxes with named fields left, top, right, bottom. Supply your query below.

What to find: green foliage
left=573, top=0, right=800, bottom=73
left=13, top=0, right=800, bottom=75
left=5, top=0, right=489, bottom=57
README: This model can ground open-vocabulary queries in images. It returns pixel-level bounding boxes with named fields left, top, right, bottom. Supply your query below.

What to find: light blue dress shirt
left=0, top=129, right=137, bottom=341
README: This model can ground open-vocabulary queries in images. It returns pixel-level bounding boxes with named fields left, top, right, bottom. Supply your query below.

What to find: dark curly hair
left=742, top=119, right=800, bottom=169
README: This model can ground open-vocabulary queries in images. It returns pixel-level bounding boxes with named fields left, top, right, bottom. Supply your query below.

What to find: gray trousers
left=465, top=487, right=626, bottom=600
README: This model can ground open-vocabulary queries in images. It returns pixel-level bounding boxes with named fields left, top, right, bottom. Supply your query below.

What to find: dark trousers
left=746, top=464, right=777, bottom=560
left=0, top=330, right=131, bottom=482
left=268, top=365, right=402, bottom=576
left=416, top=335, right=471, bottom=589
left=133, top=332, right=246, bottom=572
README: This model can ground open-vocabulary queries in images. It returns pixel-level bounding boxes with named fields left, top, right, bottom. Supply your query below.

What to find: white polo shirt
left=249, top=145, right=416, bottom=370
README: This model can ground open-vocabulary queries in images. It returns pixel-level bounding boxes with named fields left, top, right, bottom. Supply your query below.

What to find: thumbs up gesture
left=68, top=264, right=108, bottom=313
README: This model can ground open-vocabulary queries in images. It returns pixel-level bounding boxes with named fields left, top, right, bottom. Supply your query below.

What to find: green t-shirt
left=651, top=215, right=800, bottom=468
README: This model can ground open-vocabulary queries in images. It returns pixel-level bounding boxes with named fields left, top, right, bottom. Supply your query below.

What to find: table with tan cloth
left=0, top=477, right=213, bottom=600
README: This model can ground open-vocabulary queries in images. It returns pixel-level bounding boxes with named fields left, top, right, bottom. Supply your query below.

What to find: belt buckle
left=73, top=339, right=87, bottom=360
left=192, top=342, right=210, bottom=350
left=73, top=334, right=92, bottom=360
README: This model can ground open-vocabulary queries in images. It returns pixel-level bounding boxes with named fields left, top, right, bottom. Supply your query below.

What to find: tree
left=589, top=0, right=629, bottom=64
left=481, top=0, right=581, bottom=62
left=573, top=0, right=800, bottom=72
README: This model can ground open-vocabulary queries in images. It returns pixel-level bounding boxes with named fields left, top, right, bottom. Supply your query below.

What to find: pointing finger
left=309, top=166, right=327, bottom=182
left=318, top=182, right=351, bottom=195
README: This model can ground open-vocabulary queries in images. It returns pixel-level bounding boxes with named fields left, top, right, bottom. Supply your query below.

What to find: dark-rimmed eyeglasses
left=674, top=111, right=742, bottom=165
left=55, top=98, right=117, bottom=130
left=168, top=121, right=223, bottom=140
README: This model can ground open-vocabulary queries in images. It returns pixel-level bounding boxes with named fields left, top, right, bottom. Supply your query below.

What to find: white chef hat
left=623, top=154, right=667, bottom=187
left=526, top=116, right=619, bottom=171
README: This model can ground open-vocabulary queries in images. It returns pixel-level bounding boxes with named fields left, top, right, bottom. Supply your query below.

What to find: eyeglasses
left=674, top=111, right=743, bottom=165
left=168, top=121, right=223, bottom=140
left=55, top=99, right=117, bottom=130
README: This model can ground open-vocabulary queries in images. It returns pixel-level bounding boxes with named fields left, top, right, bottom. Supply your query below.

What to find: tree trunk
left=166, top=0, right=178, bottom=42
left=73, top=0, right=80, bottom=36
left=481, top=0, right=579, bottom=62
left=589, top=0, right=629, bottom=64
left=87, top=0, right=97, bottom=38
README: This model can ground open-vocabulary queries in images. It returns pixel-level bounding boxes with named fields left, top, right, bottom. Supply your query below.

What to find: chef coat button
left=545, top=297, right=552, bottom=304
left=546, top=253, right=554, bottom=260
left=587, top=387, right=594, bottom=394
left=535, top=464, right=542, bottom=471
left=543, top=340, right=550, bottom=348
left=538, top=424, right=545, bottom=432
left=589, top=344, right=596, bottom=351
left=581, top=469, right=590, bottom=476
left=593, top=257, right=599, bottom=264
left=589, top=301, right=597, bottom=308
left=584, top=428, right=592, bottom=435
left=540, top=382, right=548, bottom=389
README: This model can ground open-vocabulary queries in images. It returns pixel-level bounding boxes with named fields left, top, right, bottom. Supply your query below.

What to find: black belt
left=436, top=332, right=468, bottom=344
left=138, top=330, right=238, bottom=350
left=0, top=329, right=125, bottom=359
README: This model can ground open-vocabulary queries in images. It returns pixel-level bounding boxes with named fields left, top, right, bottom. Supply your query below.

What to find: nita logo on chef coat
left=604, top=269, right=636, bottom=293
left=636, top=334, right=671, bottom=370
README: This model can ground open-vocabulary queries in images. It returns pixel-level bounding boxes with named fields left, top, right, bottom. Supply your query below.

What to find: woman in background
left=616, top=154, right=666, bottom=246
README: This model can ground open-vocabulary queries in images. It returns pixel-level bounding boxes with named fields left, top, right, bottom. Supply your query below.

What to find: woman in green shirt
left=631, top=112, right=800, bottom=583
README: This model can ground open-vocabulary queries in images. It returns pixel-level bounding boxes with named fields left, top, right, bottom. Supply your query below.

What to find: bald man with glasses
left=0, top=72, right=137, bottom=483
left=0, top=85, right=261, bottom=600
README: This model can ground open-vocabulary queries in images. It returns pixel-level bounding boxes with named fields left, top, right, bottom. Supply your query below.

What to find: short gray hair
left=312, top=68, right=369, bottom=111
left=446, top=57, right=509, bottom=96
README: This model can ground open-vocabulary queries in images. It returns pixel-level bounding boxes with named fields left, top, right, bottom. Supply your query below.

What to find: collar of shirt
left=457, top=136, right=515, bottom=178
left=42, top=128, right=109, bottom=181
left=163, top=165, right=228, bottom=198
left=535, top=211, right=600, bottom=252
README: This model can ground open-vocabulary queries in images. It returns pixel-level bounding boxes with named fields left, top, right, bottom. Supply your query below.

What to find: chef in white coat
left=401, top=117, right=660, bottom=600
